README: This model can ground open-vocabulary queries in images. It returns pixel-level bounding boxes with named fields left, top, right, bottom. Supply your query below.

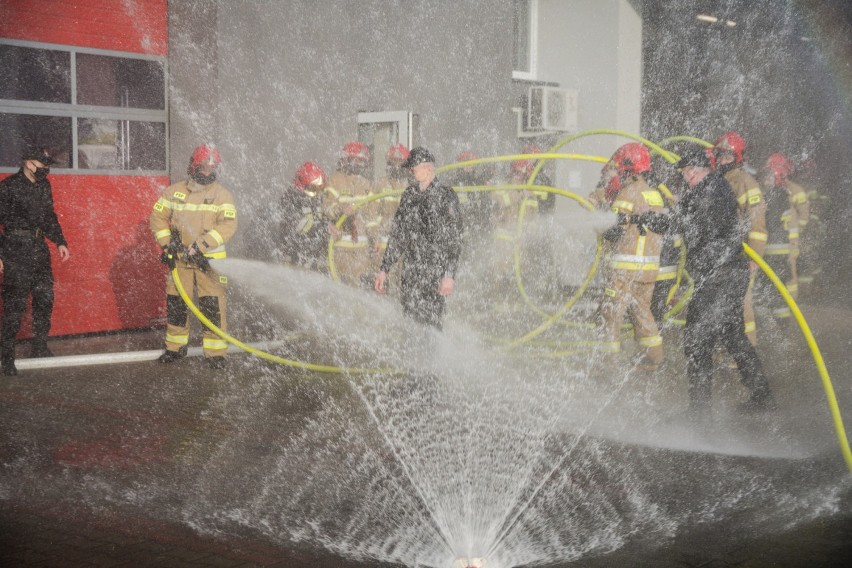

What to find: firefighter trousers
left=600, top=275, right=663, bottom=366
left=164, top=263, right=228, bottom=358
left=684, top=266, right=772, bottom=410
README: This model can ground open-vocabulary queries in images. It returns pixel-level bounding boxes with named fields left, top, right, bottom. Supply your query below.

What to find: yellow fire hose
left=742, top=244, right=852, bottom=472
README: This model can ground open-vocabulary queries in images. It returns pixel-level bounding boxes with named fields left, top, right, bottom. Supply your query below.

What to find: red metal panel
left=0, top=0, right=168, bottom=56
left=1, top=174, right=169, bottom=337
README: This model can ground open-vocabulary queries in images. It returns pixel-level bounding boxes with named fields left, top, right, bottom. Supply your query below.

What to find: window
left=512, top=0, right=538, bottom=80
left=0, top=39, right=167, bottom=174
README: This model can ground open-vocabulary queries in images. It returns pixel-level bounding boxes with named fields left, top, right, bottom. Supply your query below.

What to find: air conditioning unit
left=527, top=86, right=578, bottom=132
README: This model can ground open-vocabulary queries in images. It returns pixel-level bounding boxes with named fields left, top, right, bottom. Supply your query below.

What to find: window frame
left=0, top=38, right=169, bottom=176
left=512, top=0, right=539, bottom=81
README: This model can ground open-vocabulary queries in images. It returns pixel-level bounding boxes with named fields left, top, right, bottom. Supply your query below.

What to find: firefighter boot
left=158, top=346, right=187, bottom=364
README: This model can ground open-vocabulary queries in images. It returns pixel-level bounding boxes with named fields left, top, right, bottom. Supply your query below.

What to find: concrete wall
left=536, top=0, right=642, bottom=203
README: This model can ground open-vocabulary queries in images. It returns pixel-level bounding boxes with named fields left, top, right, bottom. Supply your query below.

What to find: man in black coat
left=374, top=147, right=463, bottom=329
left=673, top=148, right=774, bottom=415
left=0, top=147, right=71, bottom=375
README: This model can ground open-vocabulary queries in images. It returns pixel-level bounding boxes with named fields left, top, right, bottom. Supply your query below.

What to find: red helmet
left=293, top=162, right=326, bottom=195
left=765, top=153, right=793, bottom=186
left=341, top=141, right=370, bottom=161
left=522, top=143, right=542, bottom=155
left=512, top=159, right=533, bottom=175
left=713, top=131, right=746, bottom=166
left=610, top=143, right=651, bottom=176
left=457, top=150, right=478, bottom=162
left=387, top=144, right=410, bottom=162
left=189, top=144, right=221, bottom=170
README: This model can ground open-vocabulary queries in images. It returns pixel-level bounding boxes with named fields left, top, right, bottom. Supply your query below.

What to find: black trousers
left=400, top=271, right=445, bottom=330
left=1, top=237, right=54, bottom=357
left=683, top=264, right=771, bottom=409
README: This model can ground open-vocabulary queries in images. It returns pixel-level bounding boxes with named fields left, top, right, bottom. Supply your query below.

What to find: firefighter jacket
left=277, top=187, right=328, bottom=268
left=675, top=172, right=746, bottom=282
left=765, top=180, right=808, bottom=251
left=723, top=167, right=768, bottom=257
left=372, top=174, right=407, bottom=242
left=607, top=175, right=665, bottom=284
left=380, top=178, right=463, bottom=283
left=0, top=169, right=67, bottom=249
left=324, top=170, right=374, bottom=243
left=150, top=179, right=237, bottom=259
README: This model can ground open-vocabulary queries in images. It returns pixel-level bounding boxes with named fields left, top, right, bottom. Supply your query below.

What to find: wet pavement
left=2, top=295, right=852, bottom=567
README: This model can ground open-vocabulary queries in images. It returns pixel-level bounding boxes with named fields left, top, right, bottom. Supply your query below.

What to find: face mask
left=192, top=171, right=217, bottom=185
left=33, top=167, right=50, bottom=181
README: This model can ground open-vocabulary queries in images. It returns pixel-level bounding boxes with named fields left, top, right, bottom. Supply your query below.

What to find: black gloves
left=602, top=225, right=625, bottom=242
left=159, top=246, right=175, bottom=269
left=633, top=211, right=671, bottom=234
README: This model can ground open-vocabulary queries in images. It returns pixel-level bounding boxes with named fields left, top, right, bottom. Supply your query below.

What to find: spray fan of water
left=141, top=255, right=845, bottom=568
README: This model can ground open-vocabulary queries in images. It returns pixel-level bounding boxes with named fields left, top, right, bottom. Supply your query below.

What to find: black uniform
left=380, top=178, right=463, bottom=329
left=676, top=172, right=773, bottom=411
left=0, top=170, right=67, bottom=364
left=277, top=188, right=328, bottom=271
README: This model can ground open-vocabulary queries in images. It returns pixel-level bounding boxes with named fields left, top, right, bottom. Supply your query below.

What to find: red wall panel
left=1, top=174, right=169, bottom=337
left=0, top=0, right=168, bottom=56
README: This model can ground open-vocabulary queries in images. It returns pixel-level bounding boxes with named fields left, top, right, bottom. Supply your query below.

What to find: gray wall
left=168, top=0, right=644, bottom=256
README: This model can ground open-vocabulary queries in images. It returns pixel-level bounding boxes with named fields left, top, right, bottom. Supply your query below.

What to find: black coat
left=676, top=172, right=747, bottom=281
left=0, top=170, right=67, bottom=259
left=277, top=188, right=328, bottom=268
left=380, top=178, right=463, bottom=288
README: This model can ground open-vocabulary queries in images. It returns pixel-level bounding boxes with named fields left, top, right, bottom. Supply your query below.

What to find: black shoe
left=31, top=344, right=54, bottom=358
left=2, top=360, right=17, bottom=376
left=158, top=347, right=187, bottom=364
left=738, top=392, right=778, bottom=414
left=205, top=357, right=227, bottom=369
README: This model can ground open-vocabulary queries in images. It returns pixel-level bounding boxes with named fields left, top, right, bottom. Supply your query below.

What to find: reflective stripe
left=635, top=234, right=646, bottom=256
left=166, top=333, right=189, bottom=345
left=748, top=231, right=768, bottom=242
left=672, top=234, right=683, bottom=247
left=611, top=261, right=659, bottom=271
left=638, top=335, right=662, bottom=348
left=788, top=227, right=800, bottom=237
left=611, top=200, right=633, bottom=213
left=207, top=229, right=224, bottom=246
left=296, top=215, right=315, bottom=234
left=204, top=250, right=227, bottom=259
left=158, top=201, right=230, bottom=213
left=786, top=283, right=798, bottom=293
left=744, top=321, right=756, bottom=333
left=495, top=229, right=515, bottom=241
left=656, top=266, right=677, bottom=281
left=611, top=254, right=659, bottom=264
left=791, top=192, right=808, bottom=204
left=773, top=307, right=792, bottom=319
left=765, top=244, right=791, bottom=255
left=600, top=341, right=621, bottom=353
left=326, top=187, right=340, bottom=198
left=334, top=235, right=369, bottom=247
left=154, top=228, right=171, bottom=240
left=203, top=338, right=228, bottom=350
left=737, top=193, right=748, bottom=205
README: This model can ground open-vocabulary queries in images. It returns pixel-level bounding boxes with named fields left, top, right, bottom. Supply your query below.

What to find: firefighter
left=278, top=162, right=330, bottom=272
left=790, top=158, right=824, bottom=289
left=595, top=143, right=666, bottom=371
left=759, top=153, right=809, bottom=321
left=371, top=144, right=410, bottom=294
left=517, top=143, right=556, bottom=215
left=150, top=144, right=237, bottom=368
left=710, top=131, right=767, bottom=345
left=450, top=150, right=494, bottom=240
left=650, top=157, right=683, bottom=325
left=374, top=147, right=463, bottom=330
left=324, top=141, right=374, bottom=288
left=0, top=147, right=71, bottom=375
left=672, top=149, right=774, bottom=414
